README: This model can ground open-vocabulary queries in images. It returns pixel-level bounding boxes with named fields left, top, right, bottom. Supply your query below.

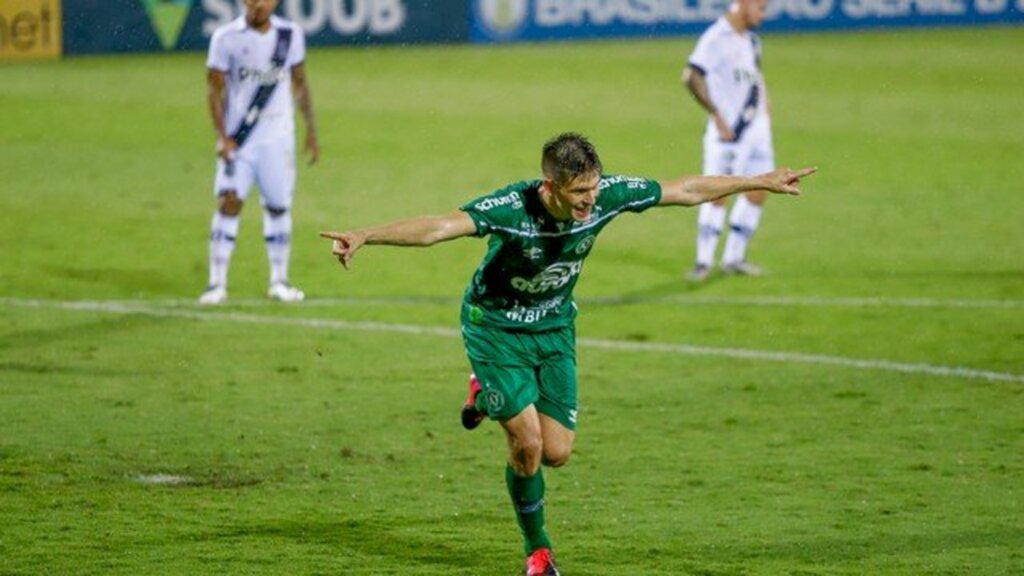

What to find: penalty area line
left=2, top=297, right=1022, bottom=384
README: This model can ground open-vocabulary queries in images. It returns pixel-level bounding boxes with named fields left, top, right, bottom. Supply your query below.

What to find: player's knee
left=218, top=191, right=243, bottom=216
left=514, top=434, right=544, bottom=460
left=542, top=446, right=571, bottom=468
left=265, top=205, right=289, bottom=218
left=509, top=433, right=543, bottom=473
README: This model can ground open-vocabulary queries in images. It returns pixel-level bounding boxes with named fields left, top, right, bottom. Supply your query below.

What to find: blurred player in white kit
left=199, top=0, right=319, bottom=304
left=682, top=0, right=775, bottom=281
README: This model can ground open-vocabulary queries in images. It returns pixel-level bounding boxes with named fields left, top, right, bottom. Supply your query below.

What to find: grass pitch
left=1, top=27, right=1023, bottom=575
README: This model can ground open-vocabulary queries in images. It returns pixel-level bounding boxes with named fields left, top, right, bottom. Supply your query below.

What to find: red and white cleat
left=526, top=547, right=560, bottom=576
left=460, top=374, right=485, bottom=431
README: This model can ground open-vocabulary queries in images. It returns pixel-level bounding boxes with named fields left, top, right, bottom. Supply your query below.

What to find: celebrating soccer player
left=321, top=133, right=814, bottom=575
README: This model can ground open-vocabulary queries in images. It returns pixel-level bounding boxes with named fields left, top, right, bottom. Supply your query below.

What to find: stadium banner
left=469, top=0, right=1024, bottom=43
left=1, top=0, right=62, bottom=60
left=62, top=0, right=469, bottom=55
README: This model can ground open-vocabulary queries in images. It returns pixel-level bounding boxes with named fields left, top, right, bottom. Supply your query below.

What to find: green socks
left=505, top=463, right=552, bottom=555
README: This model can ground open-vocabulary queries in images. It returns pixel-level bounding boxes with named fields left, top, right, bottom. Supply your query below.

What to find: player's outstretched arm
left=658, top=167, right=816, bottom=207
left=320, top=210, right=477, bottom=270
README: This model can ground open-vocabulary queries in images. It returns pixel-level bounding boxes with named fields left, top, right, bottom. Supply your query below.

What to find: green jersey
left=459, top=175, right=662, bottom=332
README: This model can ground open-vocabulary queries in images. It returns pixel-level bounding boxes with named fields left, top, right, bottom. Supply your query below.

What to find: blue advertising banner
left=469, top=0, right=1024, bottom=43
left=63, top=0, right=469, bottom=55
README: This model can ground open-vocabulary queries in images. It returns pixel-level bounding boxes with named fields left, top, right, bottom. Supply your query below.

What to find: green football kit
left=459, top=175, right=662, bottom=429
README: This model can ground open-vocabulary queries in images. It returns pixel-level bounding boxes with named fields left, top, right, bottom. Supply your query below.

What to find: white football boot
left=267, top=282, right=305, bottom=303
left=198, top=285, right=228, bottom=305
left=721, top=261, right=764, bottom=277
left=686, top=263, right=711, bottom=282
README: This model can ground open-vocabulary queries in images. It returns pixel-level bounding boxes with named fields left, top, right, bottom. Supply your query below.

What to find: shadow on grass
left=0, top=315, right=165, bottom=353
left=687, top=525, right=1024, bottom=566
left=0, top=362, right=139, bottom=378
left=204, top=516, right=480, bottom=569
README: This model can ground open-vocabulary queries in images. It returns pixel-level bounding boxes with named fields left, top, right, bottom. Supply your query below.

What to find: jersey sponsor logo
left=732, top=67, right=760, bottom=85
left=238, top=64, right=288, bottom=86
left=474, top=190, right=523, bottom=212
left=503, top=296, right=564, bottom=324
left=523, top=246, right=544, bottom=260
left=510, top=261, right=582, bottom=294
left=599, top=175, right=648, bottom=190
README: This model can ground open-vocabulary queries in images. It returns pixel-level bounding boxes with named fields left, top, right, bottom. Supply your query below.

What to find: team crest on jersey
left=575, top=235, right=596, bottom=255
left=485, top=389, right=506, bottom=412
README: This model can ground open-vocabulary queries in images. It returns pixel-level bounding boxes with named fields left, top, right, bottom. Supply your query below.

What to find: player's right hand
left=714, top=114, right=736, bottom=142
left=216, top=136, right=238, bottom=161
left=320, top=231, right=364, bottom=270
left=759, top=167, right=817, bottom=196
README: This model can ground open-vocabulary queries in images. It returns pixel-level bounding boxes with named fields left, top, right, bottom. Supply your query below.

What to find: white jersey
left=688, top=17, right=768, bottom=143
left=207, top=15, right=306, bottom=147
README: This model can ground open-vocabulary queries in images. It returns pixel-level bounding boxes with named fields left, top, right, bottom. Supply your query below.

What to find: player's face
left=549, top=171, right=601, bottom=222
left=244, top=0, right=278, bottom=29
left=742, top=0, right=767, bottom=28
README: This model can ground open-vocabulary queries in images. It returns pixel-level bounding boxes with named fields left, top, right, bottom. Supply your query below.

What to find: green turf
left=1, top=27, right=1023, bottom=575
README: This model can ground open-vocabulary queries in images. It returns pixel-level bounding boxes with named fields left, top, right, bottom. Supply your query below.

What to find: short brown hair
left=541, top=133, right=603, bottom=186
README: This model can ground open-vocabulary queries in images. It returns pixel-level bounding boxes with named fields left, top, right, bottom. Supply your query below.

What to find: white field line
left=4, top=297, right=1022, bottom=384
left=78, top=295, right=1024, bottom=310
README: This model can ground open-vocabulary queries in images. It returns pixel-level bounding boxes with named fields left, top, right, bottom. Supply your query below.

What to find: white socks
left=263, top=209, right=292, bottom=286
left=208, top=212, right=240, bottom=288
left=695, top=203, right=727, bottom=268
left=722, top=195, right=763, bottom=266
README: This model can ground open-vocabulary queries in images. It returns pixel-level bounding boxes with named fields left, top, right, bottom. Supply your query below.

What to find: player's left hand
left=320, top=231, right=364, bottom=270
left=306, top=132, right=320, bottom=166
left=759, top=167, right=817, bottom=195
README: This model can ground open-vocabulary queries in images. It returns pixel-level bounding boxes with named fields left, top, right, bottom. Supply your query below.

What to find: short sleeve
left=598, top=176, right=662, bottom=214
left=459, top=183, right=528, bottom=238
left=206, top=29, right=229, bottom=72
left=687, top=27, right=718, bottom=76
left=288, top=24, right=306, bottom=68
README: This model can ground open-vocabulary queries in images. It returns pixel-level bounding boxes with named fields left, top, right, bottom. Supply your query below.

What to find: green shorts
left=461, top=322, right=578, bottom=430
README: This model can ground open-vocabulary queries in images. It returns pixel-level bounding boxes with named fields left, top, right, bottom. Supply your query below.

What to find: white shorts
left=703, top=116, right=774, bottom=177
left=213, top=132, right=296, bottom=211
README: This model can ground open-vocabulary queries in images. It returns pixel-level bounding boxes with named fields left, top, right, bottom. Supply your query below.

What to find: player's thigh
left=470, top=361, right=539, bottom=423
left=535, top=327, right=579, bottom=432
left=463, top=323, right=541, bottom=422
left=213, top=155, right=256, bottom=201
left=703, top=136, right=741, bottom=177
left=252, top=140, right=296, bottom=211
left=745, top=139, right=775, bottom=176
left=539, top=412, right=575, bottom=467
